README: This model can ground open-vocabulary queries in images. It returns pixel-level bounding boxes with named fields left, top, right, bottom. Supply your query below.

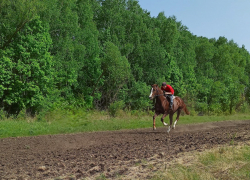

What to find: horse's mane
left=152, top=84, right=161, bottom=89
left=152, top=84, right=163, bottom=93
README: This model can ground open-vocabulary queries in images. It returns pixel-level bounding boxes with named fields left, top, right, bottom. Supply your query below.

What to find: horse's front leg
left=161, top=113, right=168, bottom=126
left=153, top=112, right=160, bottom=130
left=167, top=114, right=173, bottom=133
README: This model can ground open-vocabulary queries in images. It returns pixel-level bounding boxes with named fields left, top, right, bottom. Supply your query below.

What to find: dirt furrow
left=0, top=120, right=249, bottom=179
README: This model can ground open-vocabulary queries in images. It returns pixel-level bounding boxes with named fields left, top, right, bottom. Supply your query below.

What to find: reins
left=155, top=94, right=164, bottom=97
left=155, top=88, right=164, bottom=97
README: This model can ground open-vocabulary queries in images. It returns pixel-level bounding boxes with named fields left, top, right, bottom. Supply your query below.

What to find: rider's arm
left=165, top=92, right=172, bottom=95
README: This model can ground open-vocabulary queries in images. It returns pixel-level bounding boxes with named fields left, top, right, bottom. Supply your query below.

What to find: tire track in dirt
left=0, top=120, right=250, bottom=179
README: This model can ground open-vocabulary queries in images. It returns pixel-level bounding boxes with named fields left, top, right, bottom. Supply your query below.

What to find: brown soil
left=0, top=120, right=250, bottom=180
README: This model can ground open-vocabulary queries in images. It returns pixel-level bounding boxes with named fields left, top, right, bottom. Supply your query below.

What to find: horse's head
left=149, top=84, right=161, bottom=100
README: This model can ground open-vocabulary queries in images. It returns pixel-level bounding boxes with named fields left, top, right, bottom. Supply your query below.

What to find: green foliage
left=108, top=100, right=125, bottom=117
left=45, top=0, right=84, bottom=94
left=0, top=109, right=7, bottom=120
left=126, top=81, right=152, bottom=110
left=0, top=0, right=45, bottom=49
left=74, top=0, right=101, bottom=100
left=16, top=109, right=27, bottom=121
left=0, top=17, right=54, bottom=114
left=0, top=0, right=250, bottom=116
left=96, top=41, right=131, bottom=108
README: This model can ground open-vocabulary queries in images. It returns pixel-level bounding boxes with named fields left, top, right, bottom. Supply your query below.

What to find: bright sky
left=138, top=0, right=250, bottom=53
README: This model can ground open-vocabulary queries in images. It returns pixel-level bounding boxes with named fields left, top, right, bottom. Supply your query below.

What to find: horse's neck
left=157, top=87, right=163, bottom=95
left=156, top=88, right=168, bottom=105
left=156, top=95, right=167, bottom=102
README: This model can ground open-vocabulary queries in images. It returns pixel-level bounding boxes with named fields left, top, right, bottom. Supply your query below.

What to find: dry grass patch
left=151, top=141, right=250, bottom=180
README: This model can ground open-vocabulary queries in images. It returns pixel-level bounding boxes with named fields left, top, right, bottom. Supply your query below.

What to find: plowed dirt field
left=0, top=120, right=250, bottom=180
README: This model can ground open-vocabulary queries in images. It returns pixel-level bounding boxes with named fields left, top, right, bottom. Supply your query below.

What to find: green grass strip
left=0, top=110, right=250, bottom=138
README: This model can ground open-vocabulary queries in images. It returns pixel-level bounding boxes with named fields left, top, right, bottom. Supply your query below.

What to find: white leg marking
left=173, top=120, right=177, bottom=129
left=149, top=88, right=153, bottom=98
left=163, top=122, right=168, bottom=126
left=167, top=126, right=171, bottom=133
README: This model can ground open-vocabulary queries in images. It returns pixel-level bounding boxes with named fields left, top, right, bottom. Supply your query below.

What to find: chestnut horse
left=149, top=84, right=190, bottom=133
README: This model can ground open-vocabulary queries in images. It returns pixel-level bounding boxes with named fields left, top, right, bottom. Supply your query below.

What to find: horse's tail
left=183, top=104, right=190, bottom=115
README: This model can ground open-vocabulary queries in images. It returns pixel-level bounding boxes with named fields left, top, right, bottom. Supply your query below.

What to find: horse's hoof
left=163, top=122, right=168, bottom=126
left=153, top=127, right=156, bottom=130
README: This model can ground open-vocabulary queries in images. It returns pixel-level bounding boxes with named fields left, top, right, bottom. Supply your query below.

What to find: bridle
left=153, top=87, right=164, bottom=97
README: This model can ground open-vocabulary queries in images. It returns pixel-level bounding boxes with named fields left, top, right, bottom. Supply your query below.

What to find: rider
left=161, top=82, right=174, bottom=110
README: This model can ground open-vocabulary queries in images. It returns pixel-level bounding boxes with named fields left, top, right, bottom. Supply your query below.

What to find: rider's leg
left=170, top=95, right=173, bottom=109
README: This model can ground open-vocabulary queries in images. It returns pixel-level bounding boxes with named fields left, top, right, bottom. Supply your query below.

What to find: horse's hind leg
left=161, top=113, right=168, bottom=126
left=173, top=109, right=181, bottom=129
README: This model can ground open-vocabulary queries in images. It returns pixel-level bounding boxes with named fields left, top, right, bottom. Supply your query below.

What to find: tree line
left=0, top=0, right=250, bottom=116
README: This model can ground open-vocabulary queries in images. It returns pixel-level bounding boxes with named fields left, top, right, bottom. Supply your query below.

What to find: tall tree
left=0, top=17, right=54, bottom=114
left=74, top=0, right=101, bottom=106
left=94, top=42, right=131, bottom=108
left=40, top=0, right=84, bottom=100
left=0, top=0, right=44, bottom=50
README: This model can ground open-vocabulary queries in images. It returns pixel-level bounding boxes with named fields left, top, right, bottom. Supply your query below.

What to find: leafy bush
left=126, top=81, right=152, bottom=110
left=0, top=109, right=7, bottom=120
left=108, top=100, right=125, bottom=117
